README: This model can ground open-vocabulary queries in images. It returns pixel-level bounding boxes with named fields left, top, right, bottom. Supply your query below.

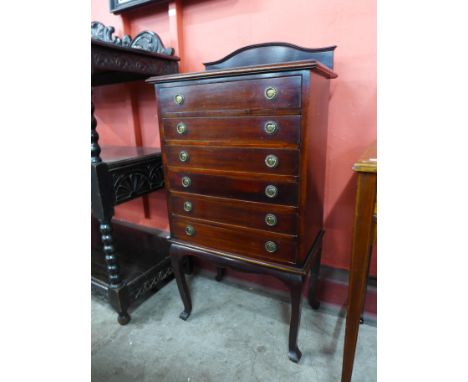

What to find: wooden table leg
left=307, top=247, right=322, bottom=310
left=288, top=276, right=304, bottom=363
left=171, top=249, right=192, bottom=321
left=215, top=267, right=225, bottom=282
left=341, top=172, right=376, bottom=382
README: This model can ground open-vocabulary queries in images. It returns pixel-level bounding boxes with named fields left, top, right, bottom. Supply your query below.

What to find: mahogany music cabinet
left=148, top=43, right=337, bottom=362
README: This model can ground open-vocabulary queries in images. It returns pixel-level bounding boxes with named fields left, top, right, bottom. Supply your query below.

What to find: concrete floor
left=92, top=273, right=376, bottom=382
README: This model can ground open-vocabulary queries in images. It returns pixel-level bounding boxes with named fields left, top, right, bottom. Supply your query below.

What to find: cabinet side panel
left=299, top=72, right=330, bottom=262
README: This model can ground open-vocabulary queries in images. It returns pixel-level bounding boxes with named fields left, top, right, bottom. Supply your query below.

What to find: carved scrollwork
left=111, top=161, right=164, bottom=204
left=91, top=21, right=123, bottom=45
left=132, top=267, right=173, bottom=301
left=91, top=21, right=174, bottom=56
left=130, top=31, right=174, bottom=55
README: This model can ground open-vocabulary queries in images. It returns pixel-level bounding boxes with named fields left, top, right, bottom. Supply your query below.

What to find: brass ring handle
left=265, top=154, right=279, bottom=168
left=183, top=201, right=192, bottom=212
left=185, top=225, right=195, bottom=236
left=176, top=122, right=187, bottom=135
left=264, top=121, right=278, bottom=135
left=265, top=241, right=277, bottom=253
left=174, top=94, right=185, bottom=105
left=264, top=87, right=278, bottom=100
left=179, top=150, right=190, bottom=162
left=265, top=213, right=277, bottom=227
left=265, top=185, right=278, bottom=198
left=181, top=176, right=191, bottom=188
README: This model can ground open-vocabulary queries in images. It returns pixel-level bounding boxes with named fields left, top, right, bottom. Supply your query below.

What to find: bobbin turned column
left=99, top=220, right=130, bottom=325
left=91, top=92, right=101, bottom=164
left=91, top=91, right=130, bottom=325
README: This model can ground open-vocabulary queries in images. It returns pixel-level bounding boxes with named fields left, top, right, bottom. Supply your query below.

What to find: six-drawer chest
left=148, top=43, right=337, bottom=362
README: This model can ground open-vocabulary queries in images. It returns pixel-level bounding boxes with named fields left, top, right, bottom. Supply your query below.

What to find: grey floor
left=92, top=273, right=376, bottom=382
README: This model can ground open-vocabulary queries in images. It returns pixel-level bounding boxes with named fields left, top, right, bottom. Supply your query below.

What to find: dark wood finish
left=167, top=169, right=299, bottom=206
left=92, top=21, right=174, bottom=55
left=91, top=27, right=178, bottom=324
left=169, top=192, right=298, bottom=235
left=106, top=147, right=164, bottom=205
left=148, top=60, right=337, bottom=84
left=299, top=72, right=331, bottom=260
left=92, top=39, right=179, bottom=86
left=288, top=274, right=305, bottom=363
left=204, top=42, right=336, bottom=70
left=165, top=146, right=299, bottom=175
left=341, top=144, right=377, bottom=382
left=162, top=115, right=301, bottom=145
left=149, top=43, right=337, bottom=361
left=91, top=22, right=179, bottom=87
left=171, top=215, right=298, bottom=264
left=307, top=248, right=322, bottom=310
left=91, top=97, right=101, bottom=163
left=91, top=217, right=172, bottom=301
left=158, top=75, right=302, bottom=114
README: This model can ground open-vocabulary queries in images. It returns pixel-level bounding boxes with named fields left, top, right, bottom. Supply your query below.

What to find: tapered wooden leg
left=308, top=248, right=322, bottom=310
left=215, top=267, right=225, bottom=282
left=360, top=238, right=376, bottom=325
left=171, top=252, right=192, bottom=320
left=341, top=172, right=376, bottom=382
left=287, top=275, right=304, bottom=363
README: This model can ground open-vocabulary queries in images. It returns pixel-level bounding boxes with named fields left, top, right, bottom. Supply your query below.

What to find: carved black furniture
left=91, top=22, right=179, bottom=325
left=148, top=42, right=337, bottom=361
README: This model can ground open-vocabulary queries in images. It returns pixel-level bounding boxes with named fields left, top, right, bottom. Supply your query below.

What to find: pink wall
left=92, top=0, right=376, bottom=275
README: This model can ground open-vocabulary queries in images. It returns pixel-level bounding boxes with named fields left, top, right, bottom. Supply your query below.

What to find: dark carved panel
left=91, top=21, right=174, bottom=55
left=130, top=267, right=174, bottom=302
left=109, top=159, right=164, bottom=205
left=91, top=43, right=179, bottom=86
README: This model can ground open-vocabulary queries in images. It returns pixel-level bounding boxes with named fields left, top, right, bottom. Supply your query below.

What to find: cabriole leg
left=171, top=252, right=192, bottom=320
left=308, top=248, right=322, bottom=310
left=287, top=275, right=305, bottom=363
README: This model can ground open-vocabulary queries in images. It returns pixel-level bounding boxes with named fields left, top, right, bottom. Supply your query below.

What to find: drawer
left=169, top=193, right=298, bottom=235
left=158, top=75, right=302, bottom=114
left=167, top=170, right=298, bottom=206
left=162, top=116, right=301, bottom=145
left=165, top=146, right=299, bottom=176
left=171, top=216, right=297, bottom=264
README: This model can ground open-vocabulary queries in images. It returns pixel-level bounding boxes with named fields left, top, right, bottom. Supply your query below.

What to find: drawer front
left=169, top=193, right=298, bottom=235
left=171, top=216, right=297, bottom=264
left=166, top=146, right=299, bottom=176
left=168, top=171, right=298, bottom=206
left=162, top=116, right=301, bottom=145
left=158, top=75, right=301, bottom=114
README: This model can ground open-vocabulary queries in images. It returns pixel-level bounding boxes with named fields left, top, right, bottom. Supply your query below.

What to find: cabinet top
left=147, top=59, right=337, bottom=85
left=353, top=142, right=377, bottom=173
